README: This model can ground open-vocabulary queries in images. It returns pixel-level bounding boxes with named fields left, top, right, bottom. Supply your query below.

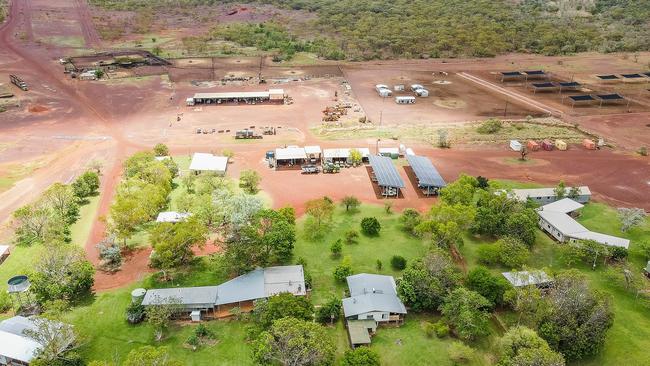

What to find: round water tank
left=131, top=288, right=147, bottom=303
left=7, top=275, right=30, bottom=293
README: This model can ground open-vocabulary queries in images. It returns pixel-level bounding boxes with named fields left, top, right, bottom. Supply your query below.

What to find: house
left=502, top=271, right=553, bottom=288
left=141, top=265, right=306, bottom=320
left=155, top=211, right=191, bottom=223
left=189, top=153, right=228, bottom=175
left=0, top=316, right=72, bottom=365
left=537, top=198, right=630, bottom=249
left=342, top=274, right=406, bottom=347
left=510, top=186, right=591, bottom=205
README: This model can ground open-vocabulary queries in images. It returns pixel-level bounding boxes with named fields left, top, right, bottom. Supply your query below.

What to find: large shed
left=368, top=155, right=404, bottom=197
left=406, top=155, right=446, bottom=196
left=189, top=153, right=228, bottom=175
left=190, top=89, right=285, bottom=105
left=274, top=147, right=308, bottom=169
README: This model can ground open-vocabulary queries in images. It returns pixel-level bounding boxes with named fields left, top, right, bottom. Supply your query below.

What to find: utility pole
left=504, top=101, right=509, bottom=119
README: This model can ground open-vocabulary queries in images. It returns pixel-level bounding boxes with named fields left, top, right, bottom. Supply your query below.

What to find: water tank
left=131, top=288, right=147, bottom=303
left=7, top=275, right=30, bottom=293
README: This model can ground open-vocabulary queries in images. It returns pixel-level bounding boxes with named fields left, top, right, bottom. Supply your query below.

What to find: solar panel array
left=501, top=71, right=523, bottom=76
left=558, top=81, right=580, bottom=87
left=570, top=95, right=595, bottom=101
left=597, top=75, right=619, bottom=80
left=523, top=70, right=545, bottom=75
left=596, top=93, right=624, bottom=100
left=368, top=155, right=405, bottom=188
left=531, top=82, right=556, bottom=88
left=406, top=155, right=446, bottom=188
left=622, top=73, right=643, bottom=79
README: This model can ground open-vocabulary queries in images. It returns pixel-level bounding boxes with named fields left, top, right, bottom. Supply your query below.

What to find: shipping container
left=555, top=140, right=567, bottom=151
left=582, top=139, right=596, bottom=150
left=527, top=140, right=540, bottom=151
left=541, top=140, right=554, bottom=151
left=510, top=140, right=522, bottom=151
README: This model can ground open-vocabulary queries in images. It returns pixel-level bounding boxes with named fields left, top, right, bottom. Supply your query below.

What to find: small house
left=79, top=70, right=97, bottom=80
left=510, top=186, right=591, bottom=205
left=527, top=140, right=540, bottom=151
left=555, top=140, right=567, bottom=151
left=510, top=140, right=522, bottom=151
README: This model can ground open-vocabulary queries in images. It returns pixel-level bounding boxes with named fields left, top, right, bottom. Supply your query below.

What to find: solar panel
left=524, top=70, right=545, bottom=75
left=597, top=75, right=619, bottom=80
left=559, top=81, right=580, bottom=87
left=596, top=93, right=624, bottom=100
left=501, top=71, right=522, bottom=76
left=570, top=95, right=595, bottom=101
left=406, top=155, right=446, bottom=188
left=531, top=82, right=556, bottom=88
left=622, top=74, right=643, bottom=78
left=368, top=155, right=404, bottom=188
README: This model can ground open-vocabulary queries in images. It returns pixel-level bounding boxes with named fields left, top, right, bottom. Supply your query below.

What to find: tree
left=13, top=203, right=53, bottom=246
left=315, top=297, right=342, bottom=324
left=472, top=191, right=525, bottom=238
left=360, top=217, right=381, bottom=236
left=397, top=249, right=462, bottom=311
left=440, top=287, right=491, bottom=340
left=519, top=145, right=529, bottom=161
left=25, top=317, right=77, bottom=363
left=305, top=197, right=335, bottom=231
left=415, top=202, right=475, bottom=249
left=333, top=256, right=353, bottom=282
left=149, top=217, right=208, bottom=277
left=153, top=143, right=169, bottom=157
left=399, top=208, right=421, bottom=234
left=146, top=296, right=182, bottom=341
left=617, top=207, right=646, bottom=232
left=437, top=129, right=450, bottom=148
left=466, top=266, right=510, bottom=308
left=498, top=326, right=565, bottom=366
left=239, top=169, right=261, bottom=194
left=505, top=210, right=538, bottom=247
left=553, top=181, right=566, bottom=199
left=94, top=69, right=104, bottom=79
left=42, top=183, right=79, bottom=225
left=122, top=346, right=182, bottom=366
left=341, top=196, right=360, bottom=212
left=330, top=239, right=342, bottom=258
left=567, top=186, right=580, bottom=199
left=390, top=255, right=407, bottom=270
left=476, top=176, right=489, bottom=189
left=253, top=317, right=335, bottom=366
left=477, top=118, right=502, bottom=134
left=72, top=171, right=100, bottom=200
left=344, top=230, right=359, bottom=244
left=254, top=293, right=314, bottom=329
left=496, top=236, right=530, bottom=268
left=340, top=347, right=381, bottom=366
left=439, top=174, right=477, bottom=206
left=348, top=149, right=363, bottom=166
left=30, top=245, right=94, bottom=304
left=537, top=270, right=614, bottom=361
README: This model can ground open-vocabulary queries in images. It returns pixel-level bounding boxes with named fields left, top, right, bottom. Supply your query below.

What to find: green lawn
left=70, top=195, right=101, bottom=247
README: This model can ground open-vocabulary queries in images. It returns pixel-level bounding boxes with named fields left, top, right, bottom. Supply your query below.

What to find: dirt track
left=0, top=0, right=649, bottom=291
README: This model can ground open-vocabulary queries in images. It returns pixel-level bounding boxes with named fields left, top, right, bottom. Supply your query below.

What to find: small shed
left=510, top=140, right=522, bottom=151
left=582, top=139, right=596, bottom=150
left=541, top=140, right=554, bottom=151
left=190, top=311, right=201, bottom=322
left=555, top=140, right=567, bottom=151
left=527, top=140, right=540, bottom=151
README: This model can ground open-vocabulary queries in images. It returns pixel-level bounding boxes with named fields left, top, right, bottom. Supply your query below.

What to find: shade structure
left=569, top=95, right=595, bottom=102
left=596, top=93, right=624, bottom=101
left=597, top=74, right=619, bottom=80
left=501, top=71, right=523, bottom=77
left=558, top=81, right=581, bottom=91
left=406, top=155, right=446, bottom=191
left=621, top=73, right=643, bottom=79
left=523, top=70, right=545, bottom=76
left=368, top=155, right=404, bottom=189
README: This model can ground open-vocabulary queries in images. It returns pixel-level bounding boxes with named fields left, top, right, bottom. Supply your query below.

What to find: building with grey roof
left=0, top=316, right=72, bottom=365
left=141, top=265, right=306, bottom=320
left=510, top=186, right=591, bottom=205
left=537, top=198, right=630, bottom=249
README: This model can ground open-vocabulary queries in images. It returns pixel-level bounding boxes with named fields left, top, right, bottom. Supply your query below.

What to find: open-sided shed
left=558, top=81, right=581, bottom=92
left=274, top=147, right=307, bottom=169
left=368, top=155, right=404, bottom=197
left=595, top=93, right=626, bottom=106
left=566, top=95, right=595, bottom=108
left=500, top=71, right=523, bottom=82
left=523, top=70, right=548, bottom=81
left=406, top=155, right=446, bottom=196
left=529, top=82, right=558, bottom=93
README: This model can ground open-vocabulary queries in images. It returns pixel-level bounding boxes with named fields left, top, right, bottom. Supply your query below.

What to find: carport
left=274, top=147, right=307, bottom=170
left=406, top=155, right=446, bottom=196
left=368, top=155, right=405, bottom=198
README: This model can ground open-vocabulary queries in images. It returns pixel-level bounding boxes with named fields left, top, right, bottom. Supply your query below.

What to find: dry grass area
left=313, top=117, right=586, bottom=146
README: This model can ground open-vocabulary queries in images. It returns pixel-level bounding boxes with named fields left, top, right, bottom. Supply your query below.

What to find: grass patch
left=0, top=160, right=48, bottom=193
left=70, top=195, right=101, bottom=248
left=40, top=36, right=85, bottom=48
left=502, top=157, right=539, bottom=165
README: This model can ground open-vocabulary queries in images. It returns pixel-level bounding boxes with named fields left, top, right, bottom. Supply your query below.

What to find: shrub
left=399, top=208, right=421, bottom=234
left=360, top=217, right=381, bottom=236
left=448, top=341, right=475, bottom=364
left=186, top=333, right=200, bottom=349
left=638, top=146, right=647, bottom=156
left=610, top=246, right=628, bottom=261
left=330, top=239, right=343, bottom=258
left=433, top=320, right=450, bottom=338
left=315, top=297, right=342, bottom=324
left=126, top=301, right=146, bottom=324
left=344, top=230, right=359, bottom=244
left=239, top=170, right=261, bottom=194
left=477, top=118, right=502, bottom=134
left=376, top=259, right=383, bottom=271
left=423, top=322, right=436, bottom=338
left=333, top=257, right=353, bottom=282
left=221, top=149, right=234, bottom=159
left=341, top=347, right=380, bottom=366
left=390, top=255, right=407, bottom=270
left=0, top=291, right=12, bottom=313
left=153, top=143, right=169, bottom=157
left=477, top=244, right=500, bottom=265
left=72, top=171, right=100, bottom=199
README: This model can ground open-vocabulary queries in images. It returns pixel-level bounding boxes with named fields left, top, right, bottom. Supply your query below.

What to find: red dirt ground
left=1, top=0, right=649, bottom=291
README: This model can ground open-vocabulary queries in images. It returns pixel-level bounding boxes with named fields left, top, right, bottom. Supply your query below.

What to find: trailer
left=235, top=129, right=262, bottom=139
left=9, top=75, right=28, bottom=91
left=395, top=96, right=416, bottom=104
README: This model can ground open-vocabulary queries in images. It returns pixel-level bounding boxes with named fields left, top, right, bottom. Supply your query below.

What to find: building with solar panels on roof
left=406, top=155, right=446, bottom=196
left=368, top=155, right=405, bottom=198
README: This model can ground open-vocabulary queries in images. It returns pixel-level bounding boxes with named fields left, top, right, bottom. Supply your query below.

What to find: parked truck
left=10, top=75, right=28, bottom=91
left=235, top=129, right=262, bottom=139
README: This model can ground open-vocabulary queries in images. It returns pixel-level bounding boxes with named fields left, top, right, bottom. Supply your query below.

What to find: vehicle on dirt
left=235, top=129, right=262, bottom=139
left=9, top=75, right=28, bottom=91
left=301, top=165, right=320, bottom=174
left=322, top=163, right=340, bottom=174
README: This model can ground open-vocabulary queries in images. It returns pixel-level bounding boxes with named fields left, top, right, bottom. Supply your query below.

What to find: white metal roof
left=141, top=286, right=219, bottom=307
left=193, top=91, right=271, bottom=99
left=154, top=156, right=170, bottom=161
left=538, top=210, right=589, bottom=234
left=275, top=147, right=307, bottom=160
left=570, top=231, right=630, bottom=248
left=0, top=245, right=9, bottom=257
left=378, top=147, right=399, bottom=155
left=541, top=198, right=584, bottom=214
left=395, top=96, right=416, bottom=100
left=189, top=153, right=228, bottom=172
left=0, top=330, right=41, bottom=363
left=156, top=211, right=191, bottom=223
left=268, top=88, right=285, bottom=95
left=512, top=186, right=591, bottom=201
left=502, top=271, right=552, bottom=287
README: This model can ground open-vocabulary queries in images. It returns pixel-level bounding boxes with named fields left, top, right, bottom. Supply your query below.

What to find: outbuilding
left=274, top=146, right=308, bottom=169
left=189, top=153, right=228, bottom=175
left=304, top=146, right=322, bottom=163
left=582, top=139, right=596, bottom=150
left=510, top=140, right=522, bottom=151
left=509, top=186, right=591, bottom=204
